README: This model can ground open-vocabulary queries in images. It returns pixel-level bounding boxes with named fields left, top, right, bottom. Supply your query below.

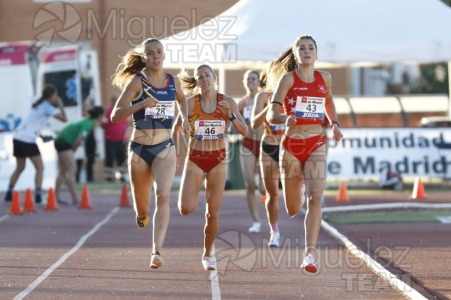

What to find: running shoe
left=268, top=231, right=280, bottom=248
left=57, top=198, right=69, bottom=205
left=202, top=256, right=217, bottom=271
left=150, top=250, right=164, bottom=269
left=35, top=193, right=42, bottom=204
left=301, top=253, right=317, bottom=273
left=248, top=222, right=261, bottom=233
left=136, top=215, right=149, bottom=229
left=4, top=190, right=12, bottom=202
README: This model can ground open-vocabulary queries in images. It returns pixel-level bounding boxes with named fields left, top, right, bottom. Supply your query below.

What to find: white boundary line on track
left=321, top=204, right=429, bottom=300
left=210, top=244, right=221, bottom=300
left=0, top=215, right=9, bottom=223
left=13, top=207, right=120, bottom=300
left=322, top=202, right=451, bottom=213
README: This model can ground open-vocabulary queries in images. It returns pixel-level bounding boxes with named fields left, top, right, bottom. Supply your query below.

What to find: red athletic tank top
left=283, top=70, right=327, bottom=125
left=189, top=93, right=229, bottom=139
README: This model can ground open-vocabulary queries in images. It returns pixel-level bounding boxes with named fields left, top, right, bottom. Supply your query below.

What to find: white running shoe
left=249, top=222, right=261, bottom=233
left=301, top=253, right=317, bottom=273
left=150, top=251, right=164, bottom=269
left=202, top=256, right=217, bottom=271
left=268, top=231, right=280, bottom=248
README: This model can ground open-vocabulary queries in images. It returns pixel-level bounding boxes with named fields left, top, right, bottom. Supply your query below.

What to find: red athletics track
left=1, top=188, right=444, bottom=299
left=324, top=189, right=451, bottom=300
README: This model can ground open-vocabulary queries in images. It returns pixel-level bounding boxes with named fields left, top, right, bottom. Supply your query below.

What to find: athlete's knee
left=155, top=191, right=170, bottom=206
left=307, top=196, right=322, bottom=208
left=205, top=211, right=219, bottom=223
left=286, top=203, right=300, bottom=217
left=179, top=200, right=196, bottom=215
left=179, top=206, right=195, bottom=215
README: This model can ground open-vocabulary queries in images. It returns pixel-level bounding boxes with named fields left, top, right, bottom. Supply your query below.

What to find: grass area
left=324, top=209, right=451, bottom=224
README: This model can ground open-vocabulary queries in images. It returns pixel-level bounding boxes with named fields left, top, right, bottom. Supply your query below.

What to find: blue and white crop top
left=131, top=72, right=177, bottom=130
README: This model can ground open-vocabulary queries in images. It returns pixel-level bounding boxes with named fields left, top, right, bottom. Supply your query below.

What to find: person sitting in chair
left=379, top=166, right=404, bottom=191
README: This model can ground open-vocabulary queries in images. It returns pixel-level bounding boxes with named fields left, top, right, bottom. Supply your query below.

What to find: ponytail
left=266, top=35, right=317, bottom=90
left=177, top=69, right=197, bottom=95
left=32, top=84, right=56, bottom=108
left=266, top=48, right=296, bottom=91
left=112, top=38, right=162, bottom=90
left=177, top=64, right=216, bottom=95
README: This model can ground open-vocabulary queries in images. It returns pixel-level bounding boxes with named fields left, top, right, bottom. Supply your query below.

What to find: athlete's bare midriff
left=131, top=127, right=172, bottom=145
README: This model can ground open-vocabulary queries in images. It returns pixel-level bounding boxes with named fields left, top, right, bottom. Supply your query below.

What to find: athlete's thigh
left=304, top=145, right=327, bottom=197
left=179, top=159, right=205, bottom=208
left=240, top=146, right=257, bottom=182
left=260, top=152, right=279, bottom=195
left=205, top=162, right=227, bottom=212
left=152, top=146, right=176, bottom=193
left=59, top=150, right=76, bottom=173
left=29, top=155, right=43, bottom=170
left=128, top=150, right=153, bottom=201
left=280, top=146, right=303, bottom=206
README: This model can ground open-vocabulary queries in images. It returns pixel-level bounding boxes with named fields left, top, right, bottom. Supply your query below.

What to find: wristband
left=331, top=121, right=340, bottom=127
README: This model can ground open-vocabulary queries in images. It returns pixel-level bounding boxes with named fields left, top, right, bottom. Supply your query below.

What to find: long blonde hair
left=112, top=38, right=162, bottom=90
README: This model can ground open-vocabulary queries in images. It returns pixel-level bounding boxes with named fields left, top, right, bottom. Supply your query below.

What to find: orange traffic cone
left=9, top=191, right=23, bottom=215
left=45, top=188, right=59, bottom=211
left=336, top=182, right=350, bottom=203
left=23, top=188, right=37, bottom=213
left=410, top=177, right=426, bottom=200
left=119, top=184, right=131, bottom=207
left=78, top=185, right=92, bottom=209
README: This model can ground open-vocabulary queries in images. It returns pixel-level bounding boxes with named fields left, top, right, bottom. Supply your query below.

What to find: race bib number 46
left=194, top=120, right=226, bottom=140
left=295, top=96, right=325, bottom=120
left=145, top=101, right=175, bottom=120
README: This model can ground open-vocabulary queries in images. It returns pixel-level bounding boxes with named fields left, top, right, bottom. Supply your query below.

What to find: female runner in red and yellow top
left=177, top=65, right=248, bottom=271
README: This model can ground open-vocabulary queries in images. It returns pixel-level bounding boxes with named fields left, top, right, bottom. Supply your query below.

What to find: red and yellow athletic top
left=283, top=70, right=327, bottom=125
left=189, top=93, right=229, bottom=140
left=263, top=91, right=285, bottom=136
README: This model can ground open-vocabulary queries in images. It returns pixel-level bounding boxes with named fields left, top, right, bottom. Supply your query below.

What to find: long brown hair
left=266, top=35, right=317, bottom=89
left=177, top=64, right=216, bottom=95
left=112, top=38, right=162, bottom=90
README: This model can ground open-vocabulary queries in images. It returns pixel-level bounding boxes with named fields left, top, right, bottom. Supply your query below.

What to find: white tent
left=163, top=0, right=451, bottom=65
left=162, top=0, right=451, bottom=100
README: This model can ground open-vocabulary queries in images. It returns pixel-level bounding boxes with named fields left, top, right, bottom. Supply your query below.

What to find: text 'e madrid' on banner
left=327, top=128, right=451, bottom=180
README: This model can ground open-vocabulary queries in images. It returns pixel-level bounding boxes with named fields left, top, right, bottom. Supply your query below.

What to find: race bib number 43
left=194, top=120, right=226, bottom=140
left=295, top=96, right=325, bottom=120
left=145, top=101, right=175, bottom=120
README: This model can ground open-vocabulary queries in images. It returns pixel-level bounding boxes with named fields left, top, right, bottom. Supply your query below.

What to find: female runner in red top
left=267, top=35, right=343, bottom=273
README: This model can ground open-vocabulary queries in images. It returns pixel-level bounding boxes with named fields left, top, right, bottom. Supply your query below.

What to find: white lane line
left=210, top=244, right=221, bottom=300
left=321, top=220, right=427, bottom=300
left=0, top=215, right=9, bottom=222
left=13, top=207, right=120, bottom=300
left=323, top=202, right=451, bottom=213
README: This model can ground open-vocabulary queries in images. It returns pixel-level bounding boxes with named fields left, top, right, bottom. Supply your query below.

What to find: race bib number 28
left=145, top=101, right=175, bottom=120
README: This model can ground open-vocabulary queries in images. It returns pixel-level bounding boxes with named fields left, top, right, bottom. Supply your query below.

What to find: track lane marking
left=321, top=219, right=427, bottom=300
left=13, top=207, right=120, bottom=300
left=210, top=245, right=221, bottom=300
